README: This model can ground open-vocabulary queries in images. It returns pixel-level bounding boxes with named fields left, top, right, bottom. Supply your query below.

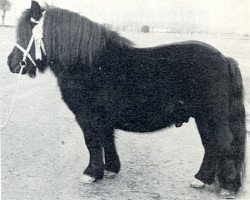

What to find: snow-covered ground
left=1, top=27, right=250, bottom=200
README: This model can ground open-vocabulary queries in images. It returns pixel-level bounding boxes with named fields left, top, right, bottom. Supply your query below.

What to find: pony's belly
left=116, top=112, right=174, bottom=133
left=117, top=123, right=169, bottom=133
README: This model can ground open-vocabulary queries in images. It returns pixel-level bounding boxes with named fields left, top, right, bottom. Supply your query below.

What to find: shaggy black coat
left=7, top=3, right=246, bottom=195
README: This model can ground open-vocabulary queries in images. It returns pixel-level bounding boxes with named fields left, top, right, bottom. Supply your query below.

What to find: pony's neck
left=42, top=7, right=133, bottom=77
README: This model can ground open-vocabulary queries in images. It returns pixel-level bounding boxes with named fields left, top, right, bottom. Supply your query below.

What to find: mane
left=17, top=6, right=134, bottom=69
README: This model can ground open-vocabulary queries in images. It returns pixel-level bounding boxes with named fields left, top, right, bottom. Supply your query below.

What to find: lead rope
left=1, top=35, right=35, bottom=128
left=0, top=64, right=25, bottom=128
left=1, top=12, right=46, bottom=128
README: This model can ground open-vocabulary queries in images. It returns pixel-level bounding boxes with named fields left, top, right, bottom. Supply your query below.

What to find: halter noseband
left=15, top=11, right=46, bottom=67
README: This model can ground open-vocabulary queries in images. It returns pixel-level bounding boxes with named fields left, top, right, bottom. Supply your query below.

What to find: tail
left=227, top=57, right=246, bottom=182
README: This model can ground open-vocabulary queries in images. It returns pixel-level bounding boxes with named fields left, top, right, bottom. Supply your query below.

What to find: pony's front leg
left=103, top=129, right=120, bottom=178
left=76, top=117, right=105, bottom=183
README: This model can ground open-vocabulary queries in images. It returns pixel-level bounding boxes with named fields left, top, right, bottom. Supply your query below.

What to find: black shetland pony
left=7, top=1, right=246, bottom=198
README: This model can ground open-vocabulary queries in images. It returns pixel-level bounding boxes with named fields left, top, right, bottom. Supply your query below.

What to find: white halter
left=15, top=11, right=46, bottom=67
left=1, top=11, right=47, bottom=128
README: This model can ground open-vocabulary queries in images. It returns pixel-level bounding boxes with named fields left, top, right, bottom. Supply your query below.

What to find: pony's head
left=7, top=1, right=46, bottom=77
left=8, top=1, right=134, bottom=77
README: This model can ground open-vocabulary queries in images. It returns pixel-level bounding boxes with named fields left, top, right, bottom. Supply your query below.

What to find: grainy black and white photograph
left=1, top=0, right=250, bottom=199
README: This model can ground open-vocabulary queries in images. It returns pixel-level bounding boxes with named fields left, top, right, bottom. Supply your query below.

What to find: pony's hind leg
left=217, top=57, right=246, bottom=198
left=195, top=111, right=239, bottom=198
left=197, top=112, right=240, bottom=198
left=192, top=116, right=219, bottom=188
left=212, top=119, right=240, bottom=198
left=103, top=130, right=121, bottom=178
left=216, top=113, right=245, bottom=195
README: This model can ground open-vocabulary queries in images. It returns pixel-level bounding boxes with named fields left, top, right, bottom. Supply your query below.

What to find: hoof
left=219, top=189, right=236, bottom=199
left=80, top=174, right=96, bottom=184
left=190, top=178, right=205, bottom=189
left=104, top=170, right=117, bottom=179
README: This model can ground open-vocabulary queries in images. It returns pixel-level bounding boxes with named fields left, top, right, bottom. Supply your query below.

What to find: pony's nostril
left=14, top=66, right=27, bottom=74
left=14, top=68, right=19, bottom=73
left=21, top=67, right=27, bottom=74
left=14, top=66, right=21, bottom=73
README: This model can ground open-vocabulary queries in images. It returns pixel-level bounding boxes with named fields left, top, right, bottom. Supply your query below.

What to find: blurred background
left=1, top=0, right=250, bottom=35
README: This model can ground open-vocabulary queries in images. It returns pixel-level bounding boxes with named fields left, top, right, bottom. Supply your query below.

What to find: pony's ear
left=30, top=1, right=42, bottom=22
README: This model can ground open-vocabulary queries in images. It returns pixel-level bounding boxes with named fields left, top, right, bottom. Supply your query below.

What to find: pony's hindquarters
left=214, top=57, right=246, bottom=194
left=194, top=56, right=246, bottom=194
left=226, top=57, right=246, bottom=186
